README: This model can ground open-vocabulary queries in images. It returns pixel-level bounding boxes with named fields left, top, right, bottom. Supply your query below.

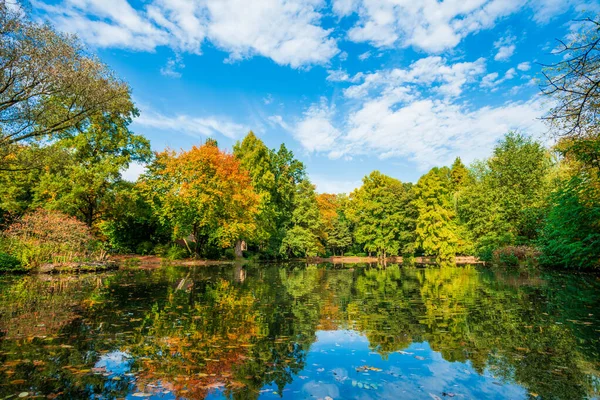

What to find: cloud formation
left=35, top=0, right=339, bottom=68
left=331, top=0, right=572, bottom=52
left=295, top=56, right=546, bottom=169
left=135, top=109, right=250, bottom=139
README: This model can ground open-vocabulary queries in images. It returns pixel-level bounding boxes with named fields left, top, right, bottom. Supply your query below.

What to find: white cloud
left=326, top=69, right=351, bottom=82
left=36, top=0, right=339, bottom=68
left=494, top=35, right=516, bottom=61
left=480, top=68, right=518, bottom=89
left=289, top=55, right=546, bottom=169
left=481, top=72, right=500, bottom=88
left=294, top=98, right=341, bottom=152
left=358, top=51, right=371, bottom=61
left=343, top=56, right=486, bottom=100
left=160, top=54, right=185, bottom=78
left=340, top=97, right=547, bottom=169
left=135, top=109, right=250, bottom=139
left=517, top=61, right=531, bottom=71
left=331, top=0, right=571, bottom=53
left=268, top=115, right=292, bottom=131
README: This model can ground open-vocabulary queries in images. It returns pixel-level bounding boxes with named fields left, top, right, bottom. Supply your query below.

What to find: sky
left=28, top=0, right=600, bottom=193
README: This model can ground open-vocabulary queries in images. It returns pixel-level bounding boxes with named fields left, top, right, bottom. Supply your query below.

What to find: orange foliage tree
left=139, top=141, right=259, bottom=255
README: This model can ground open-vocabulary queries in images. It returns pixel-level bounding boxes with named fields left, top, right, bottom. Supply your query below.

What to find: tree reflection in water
left=0, top=264, right=598, bottom=399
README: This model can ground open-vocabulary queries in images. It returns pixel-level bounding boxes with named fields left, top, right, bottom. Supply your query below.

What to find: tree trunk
left=234, top=240, right=244, bottom=258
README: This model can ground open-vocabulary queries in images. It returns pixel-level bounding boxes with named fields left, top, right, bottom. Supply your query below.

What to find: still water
left=0, top=264, right=598, bottom=399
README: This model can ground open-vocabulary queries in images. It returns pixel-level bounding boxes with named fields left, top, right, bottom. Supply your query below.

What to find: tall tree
left=32, top=114, right=151, bottom=227
left=140, top=141, right=259, bottom=256
left=280, top=179, right=322, bottom=257
left=414, top=167, right=460, bottom=262
left=0, top=3, right=135, bottom=167
left=347, top=171, right=415, bottom=259
left=233, top=132, right=277, bottom=247
left=457, top=133, right=551, bottom=258
left=450, top=157, right=470, bottom=190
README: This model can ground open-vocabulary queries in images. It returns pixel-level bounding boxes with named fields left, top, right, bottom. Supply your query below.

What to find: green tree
left=450, top=157, right=470, bottom=190
left=347, top=171, right=415, bottom=258
left=31, top=114, right=151, bottom=227
left=280, top=179, right=322, bottom=257
left=458, top=133, right=552, bottom=259
left=538, top=174, right=600, bottom=269
left=487, top=132, right=551, bottom=240
left=233, top=132, right=277, bottom=247
left=413, top=167, right=460, bottom=262
left=0, top=4, right=134, bottom=167
left=326, top=217, right=352, bottom=256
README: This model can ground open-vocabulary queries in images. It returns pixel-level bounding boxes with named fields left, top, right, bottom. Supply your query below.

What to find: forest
left=1, top=4, right=599, bottom=272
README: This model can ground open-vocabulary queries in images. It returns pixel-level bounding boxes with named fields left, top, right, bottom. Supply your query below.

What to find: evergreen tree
left=233, top=132, right=277, bottom=246
left=414, top=167, right=459, bottom=262
left=347, top=171, right=415, bottom=258
left=280, top=179, right=322, bottom=257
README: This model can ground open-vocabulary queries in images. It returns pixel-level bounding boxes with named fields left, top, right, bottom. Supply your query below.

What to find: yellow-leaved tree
left=139, top=140, right=259, bottom=257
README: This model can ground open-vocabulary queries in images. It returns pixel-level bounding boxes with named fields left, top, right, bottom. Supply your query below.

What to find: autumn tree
left=413, top=167, right=460, bottom=262
left=347, top=171, right=415, bottom=259
left=140, top=141, right=259, bottom=256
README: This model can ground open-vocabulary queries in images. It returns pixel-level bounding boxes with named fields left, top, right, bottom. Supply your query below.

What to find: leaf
left=132, top=393, right=152, bottom=397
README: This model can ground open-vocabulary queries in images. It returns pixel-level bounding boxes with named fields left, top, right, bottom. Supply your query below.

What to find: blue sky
left=30, top=0, right=599, bottom=193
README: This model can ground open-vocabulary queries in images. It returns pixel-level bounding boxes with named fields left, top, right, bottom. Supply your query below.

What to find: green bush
left=166, top=245, right=189, bottom=260
left=0, top=252, right=25, bottom=273
left=355, top=252, right=368, bottom=257
left=223, top=248, right=236, bottom=260
left=344, top=252, right=355, bottom=256
left=153, top=243, right=170, bottom=257
left=135, top=241, right=154, bottom=255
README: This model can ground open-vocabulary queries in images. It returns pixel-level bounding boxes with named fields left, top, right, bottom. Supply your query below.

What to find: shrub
left=153, top=243, right=170, bottom=257
left=355, top=252, right=368, bottom=257
left=492, top=246, right=540, bottom=268
left=0, top=252, right=25, bottom=273
left=136, top=241, right=154, bottom=255
left=223, top=248, right=236, bottom=260
left=2, top=209, right=94, bottom=268
left=166, top=245, right=189, bottom=260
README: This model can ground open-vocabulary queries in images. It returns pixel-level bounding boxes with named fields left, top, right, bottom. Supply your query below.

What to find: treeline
left=0, top=4, right=599, bottom=269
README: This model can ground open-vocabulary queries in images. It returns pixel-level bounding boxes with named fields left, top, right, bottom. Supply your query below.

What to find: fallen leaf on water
left=18, top=393, right=29, bottom=398
left=132, top=393, right=151, bottom=397
left=10, top=379, right=26, bottom=384
left=429, top=394, right=442, bottom=400
left=415, top=356, right=425, bottom=360
left=530, top=393, right=539, bottom=397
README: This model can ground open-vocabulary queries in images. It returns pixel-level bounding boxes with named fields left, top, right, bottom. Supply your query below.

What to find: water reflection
left=0, top=264, right=598, bottom=399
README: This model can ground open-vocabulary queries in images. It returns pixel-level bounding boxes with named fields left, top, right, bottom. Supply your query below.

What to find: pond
left=0, top=264, right=599, bottom=399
